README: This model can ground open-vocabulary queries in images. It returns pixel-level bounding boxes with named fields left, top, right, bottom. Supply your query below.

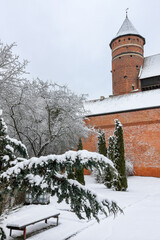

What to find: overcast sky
left=1, top=0, right=160, bottom=99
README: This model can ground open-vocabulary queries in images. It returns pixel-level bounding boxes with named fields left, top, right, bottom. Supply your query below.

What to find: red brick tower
left=110, top=15, right=145, bottom=96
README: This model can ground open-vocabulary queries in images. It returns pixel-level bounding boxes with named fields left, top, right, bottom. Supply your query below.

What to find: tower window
left=136, top=65, right=139, bottom=68
left=118, top=39, right=121, bottom=42
left=128, top=38, right=131, bottom=40
left=130, top=55, right=132, bottom=57
left=132, top=85, right=135, bottom=90
left=124, top=76, right=127, bottom=79
left=137, top=39, right=139, bottom=42
left=119, top=57, right=121, bottom=59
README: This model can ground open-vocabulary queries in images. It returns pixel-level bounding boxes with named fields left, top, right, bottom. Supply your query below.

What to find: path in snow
left=1, top=176, right=160, bottom=240
left=70, top=176, right=160, bottom=240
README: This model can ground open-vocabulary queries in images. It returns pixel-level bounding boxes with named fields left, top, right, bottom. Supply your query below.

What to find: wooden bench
left=7, top=213, right=60, bottom=240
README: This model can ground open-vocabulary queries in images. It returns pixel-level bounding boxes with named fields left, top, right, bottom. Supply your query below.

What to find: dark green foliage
left=0, top=150, right=122, bottom=221
left=113, top=120, right=128, bottom=191
left=98, top=128, right=107, bottom=156
left=104, top=165, right=115, bottom=189
left=0, top=227, right=6, bottom=240
left=0, top=117, right=28, bottom=214
left=96, top=129, right=115, bottom=188
left=103, top=135, right=116, bottom=188
left=67, top=138, right=85, bottom=185
left=0, top=117, right=28, bottom=172
left=67, top=167, right=75, bottom=180
left=75, top=163, right=85, bottom=185
left=107, top=136, right=115, bottom=163
left=77, top=138, right=83, bottom=151
left=75, top=138, right=85, bottom=185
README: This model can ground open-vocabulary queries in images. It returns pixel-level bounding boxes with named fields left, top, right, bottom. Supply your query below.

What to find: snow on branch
left=0, top=150, right=121, bottom=221
left=6, top=136, right=28, bottom=158
left=0, top=150, right=116, bottom=179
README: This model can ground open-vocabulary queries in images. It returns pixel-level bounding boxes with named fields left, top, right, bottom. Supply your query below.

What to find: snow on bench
left=6, top=207, right=60, bottom=240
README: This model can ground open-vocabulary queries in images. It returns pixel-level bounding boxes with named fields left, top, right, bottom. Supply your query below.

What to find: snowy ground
left=1, top=176, right=160, bottom=240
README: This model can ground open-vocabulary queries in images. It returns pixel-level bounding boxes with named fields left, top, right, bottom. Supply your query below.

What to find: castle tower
left=110, top=14, right=145, bottom=96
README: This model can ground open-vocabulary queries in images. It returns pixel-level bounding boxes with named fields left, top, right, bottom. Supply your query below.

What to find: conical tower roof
left=110, top=15, right=145, bottom=47
left=116, top=15, right=139, bottom=37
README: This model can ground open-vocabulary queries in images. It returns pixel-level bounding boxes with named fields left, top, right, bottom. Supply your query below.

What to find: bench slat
left=7, top=213, right=60, bottom=240
left=7, top=213, right=60, bottom=229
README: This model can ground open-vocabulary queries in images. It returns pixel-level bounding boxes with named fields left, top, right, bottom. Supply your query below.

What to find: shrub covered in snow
left=0, top=117, right=28, bottom=214
left=98, top=128, right=107, bottom=157
left=0, top=150, right=122, bottom=221
left=74, top=138, right=85, bottom=185
left=113, top=120, right=128, bottom=191
left=126, top=159, right=134, bottom=176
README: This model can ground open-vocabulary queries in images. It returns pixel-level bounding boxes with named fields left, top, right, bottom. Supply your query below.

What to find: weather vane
left=126, top=8, right=129, bottom=18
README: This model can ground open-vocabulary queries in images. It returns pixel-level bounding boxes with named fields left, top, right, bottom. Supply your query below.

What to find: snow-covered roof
left=116, top=16, right=139, bottom=38
left=140, top=54, right=160, bottom=79
left=85, top=89, right=160, bottom=116
left=110, top=16, right=145, bottom=47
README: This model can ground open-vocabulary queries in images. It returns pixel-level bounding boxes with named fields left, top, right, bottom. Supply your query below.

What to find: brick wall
left=110, top=35, right=145, bottom=95
left=83, top=107, right=160, bottom=177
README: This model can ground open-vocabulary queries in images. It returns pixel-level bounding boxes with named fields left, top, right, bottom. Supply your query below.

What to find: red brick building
left=83, top=15, right=160, bottom=177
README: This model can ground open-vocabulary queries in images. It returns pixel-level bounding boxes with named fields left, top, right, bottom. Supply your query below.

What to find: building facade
left=84, top=15, right=160, bottom=177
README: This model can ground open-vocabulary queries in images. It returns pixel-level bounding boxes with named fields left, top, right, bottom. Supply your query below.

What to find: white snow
left=5, top=145, right=14, bottom=153
left=140, top=54, right=160, bottom=79
left=116, top=16, right=139, bottom=38
left=84, top=89, right=160, bottom=116
left=1, top=176, right=160, bottom=240
left=2, top=155, right=9, bottom=161
left=0, top=109, right=2, bottom=116
left=1, top=150, right=114, bottom=178
left=6, top=207, right=60, bottom=228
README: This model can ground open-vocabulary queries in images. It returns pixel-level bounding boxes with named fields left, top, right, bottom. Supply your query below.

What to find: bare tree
left=0, top=41, right=90, bottom=157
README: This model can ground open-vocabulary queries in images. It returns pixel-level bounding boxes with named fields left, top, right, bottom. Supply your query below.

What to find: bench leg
left=57, top=216, right=59, bottom=226
left=10, top=229, right=12, bottom=236
left=45, top=219, right=47, bottom=224
left=23, top=228, right=26, bottom=240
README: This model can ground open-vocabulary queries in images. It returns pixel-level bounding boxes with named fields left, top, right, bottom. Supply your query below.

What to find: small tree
left=75, top=138, right=85, bottom=185
left=107, top=136, right=115, bottom=163
left=0, top=116, right=28, bottom=214
left=113, top=120, right=127, bottom=191
left=0, top=117, right=28, bottom=173
left=98, top=128, right=107, bottom=156
left=95, top=129, right=115, bottom=187
left=101, top=135, right=115, bottom=189
left=77, top=138, right=83, bottom=151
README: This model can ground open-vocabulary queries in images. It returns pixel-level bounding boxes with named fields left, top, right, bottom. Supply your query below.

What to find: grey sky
left=0, top=0, right=160, bottom=99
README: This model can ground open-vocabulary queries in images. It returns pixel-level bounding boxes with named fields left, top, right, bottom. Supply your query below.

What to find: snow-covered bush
left=92, top=168, right=105, bottom=183
left=126, top=159, right=134, bottom=176
left=0, top=150, right=122, bottom=221
left=0, top=116, right=28, bottom=214
left=98, top=128, right=107, bottom=157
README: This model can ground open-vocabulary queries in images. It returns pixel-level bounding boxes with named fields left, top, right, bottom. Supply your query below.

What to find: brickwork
left=110, top=35, right=145, bottom=95
left=83, top=107, right=160, bottom=177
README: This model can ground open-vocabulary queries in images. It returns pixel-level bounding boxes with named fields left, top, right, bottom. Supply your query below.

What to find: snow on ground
left=1, top=176, right=160, bottom=240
